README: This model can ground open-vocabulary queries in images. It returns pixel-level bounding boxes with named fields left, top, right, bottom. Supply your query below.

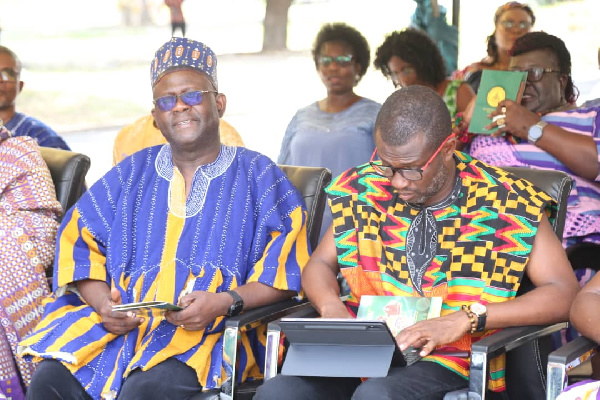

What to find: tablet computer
left=278, top=318, right=421, bottom=378
left=112, top=301, right=183, bottom=315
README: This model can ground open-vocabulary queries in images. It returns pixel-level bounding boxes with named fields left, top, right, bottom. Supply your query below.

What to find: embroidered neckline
left=405, top=171, right=462, bottom=295
left=155, top=144, right=237, bottom=217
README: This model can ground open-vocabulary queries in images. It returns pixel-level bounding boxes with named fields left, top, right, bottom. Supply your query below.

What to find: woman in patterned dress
left=0, top=123, right=62, bottom=399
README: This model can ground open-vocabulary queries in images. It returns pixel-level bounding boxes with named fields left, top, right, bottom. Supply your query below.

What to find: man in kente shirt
left=255, top=85, right=578, bottom=400
left=20, top=37, right=310, bottom=399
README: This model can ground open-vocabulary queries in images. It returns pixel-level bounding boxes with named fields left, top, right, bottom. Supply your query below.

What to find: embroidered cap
left=150, top=37, right=218, bottom=88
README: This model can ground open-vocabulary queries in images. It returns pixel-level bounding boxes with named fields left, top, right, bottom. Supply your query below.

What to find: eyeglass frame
left=317, top=54, right=354, bottom=67
left=498, top=20, right=532, bottom=30
left=153, top=90, right=218, bottom=112
left=369, top=134, right=455, bottom=181
left=0, top=68, right=19, bottom=83
left=392, top=67, right=416, bottom=89
left=510, top=66, right=562, bottom=82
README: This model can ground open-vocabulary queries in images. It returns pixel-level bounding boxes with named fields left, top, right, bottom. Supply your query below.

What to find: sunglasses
left=0, top=68, right=18, bottom=83
left=369, top=134, right=454, bottom=181
left=318, top=55, right=353, bottom=67
left=511, top=67, right=561, bottom=82
left=499, top=20, right=532, bottom=30
left=153, top=90, right=217, bottom=112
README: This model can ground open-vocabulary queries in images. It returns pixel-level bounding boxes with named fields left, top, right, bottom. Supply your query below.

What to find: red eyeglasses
left=369, top=134, right=454, bottom=181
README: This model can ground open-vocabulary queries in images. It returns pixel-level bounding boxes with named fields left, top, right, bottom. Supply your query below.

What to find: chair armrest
left=546, top=335, right=600, bottom=400
left=219, top=298, right=312, bottom=398
left=548, top=335, right=599, bottom=367
left=225, top=298, right=311, bottom=332
left=472, top=323, right=567, bottom=358
left=468, top=323, right=567, bottom=399
left=263, top=303, right=319, bottom=381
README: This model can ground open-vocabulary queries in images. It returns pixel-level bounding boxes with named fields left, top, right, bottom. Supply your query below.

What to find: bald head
left=374, top=85, right=452, bottom=150
left=0, top=45, right=22, bottom=72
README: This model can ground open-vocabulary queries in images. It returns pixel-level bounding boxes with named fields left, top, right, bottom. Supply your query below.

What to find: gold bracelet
left=461, top=305, right=477, bottom=334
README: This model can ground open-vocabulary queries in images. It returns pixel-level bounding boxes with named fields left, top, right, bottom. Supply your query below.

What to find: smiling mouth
left=174, top=119, right=194, bottom=126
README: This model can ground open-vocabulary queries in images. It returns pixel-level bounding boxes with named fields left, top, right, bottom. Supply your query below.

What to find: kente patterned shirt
left=4, top=112, right=71, bottom=151
left=326, top=152, right=553, bottom=392
left=19, top=145, right=310, bottom=399
left=0, top=126, right=61, bottom=399
left=470, top=105, right=600, bottom=247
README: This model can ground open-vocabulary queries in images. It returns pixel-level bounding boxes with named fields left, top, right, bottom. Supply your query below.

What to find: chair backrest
left=501, top=167, right=572, bottom=240
left=500, top=167, right=573, bottom=400
left=39, top=147, right=91, bottom=222
left=278, top=165, right=332, bottom=251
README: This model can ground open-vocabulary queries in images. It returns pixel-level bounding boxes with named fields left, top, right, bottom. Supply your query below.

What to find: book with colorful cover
left=356, top=295, right=442, bottom=337
left=468, top=69, right=528, bottom=135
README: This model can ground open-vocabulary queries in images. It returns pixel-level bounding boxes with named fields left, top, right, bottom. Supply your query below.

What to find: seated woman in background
left=0, top=123, right=62, bottom=399
left=373, top=27, right=474, bottom=119
left=278, top=22, right=381, bottom=240
left=456, top=1, right=535, bottom=93
left=463, top=31, right=600, bottom=346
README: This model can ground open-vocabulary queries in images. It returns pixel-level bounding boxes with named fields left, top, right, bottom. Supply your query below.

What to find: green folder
left=468, top=70, right=527, bottom=135
left=356, top=295, right=442, bottom=337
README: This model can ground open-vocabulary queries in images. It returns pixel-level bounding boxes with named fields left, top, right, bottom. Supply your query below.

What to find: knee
left=254, top=376, right=287, bottom=400
left=27, top=360, right=73, bottom=400
left=254, top=376, right=310, bottom=400
left=352, top=378, right=394, bottom=400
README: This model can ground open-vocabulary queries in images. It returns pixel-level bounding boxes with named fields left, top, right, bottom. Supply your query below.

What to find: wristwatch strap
left=225, top=290, right=243, bottom=317
left=475, top=313, right=487, bottom=332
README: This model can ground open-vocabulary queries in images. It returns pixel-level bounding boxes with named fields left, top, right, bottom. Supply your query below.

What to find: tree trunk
left=262, top=0, right=293, bottom=52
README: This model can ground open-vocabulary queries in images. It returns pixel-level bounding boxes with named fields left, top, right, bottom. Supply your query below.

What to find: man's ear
left=443, top=135, right=457, bottom=160
left=216, top=93, right=227, bottom=118
left=18, top=81, right=24, bottom=94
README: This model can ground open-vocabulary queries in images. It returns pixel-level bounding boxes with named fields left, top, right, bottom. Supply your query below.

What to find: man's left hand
left=395, top=310, right=472, bottom=357
left=164, top=291, right=231, bottom=331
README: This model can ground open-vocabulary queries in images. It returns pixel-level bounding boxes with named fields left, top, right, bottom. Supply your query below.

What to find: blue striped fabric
left=4, top=112, right=70, bottom=150
left=19, top=145, right=309, bottom=398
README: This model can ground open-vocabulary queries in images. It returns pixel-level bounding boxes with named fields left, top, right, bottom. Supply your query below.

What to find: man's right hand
left=98, top=287, right=144, bottom=335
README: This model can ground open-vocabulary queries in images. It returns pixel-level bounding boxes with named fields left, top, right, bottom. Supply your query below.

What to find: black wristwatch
left=225, top=290, right=244, bottom=317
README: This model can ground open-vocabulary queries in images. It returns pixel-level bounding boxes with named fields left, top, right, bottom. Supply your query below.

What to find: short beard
left=413, top=161, right=450, bottom=206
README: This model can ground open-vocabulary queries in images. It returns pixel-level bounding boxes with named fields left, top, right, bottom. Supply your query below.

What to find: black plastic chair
left=263, top=166, right=573, bottom=400
left=445, top=167, right=573, bottom=400
left=39, top=146, right=90, bottom=283
left=39, top=146, right=91, bottom=222
left=193, top=165, right=332, bottom=400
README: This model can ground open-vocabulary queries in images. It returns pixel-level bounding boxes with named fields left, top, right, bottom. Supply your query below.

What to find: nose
left=172, top=95, right=191, bottom=111
left=390, top=171, right=411, bottom=191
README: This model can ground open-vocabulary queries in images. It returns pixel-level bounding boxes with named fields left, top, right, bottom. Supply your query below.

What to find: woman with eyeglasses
left=464, top=31, right=600, bottom=348
left=278, top=22, right=381, bottom=241
left=456, top=1, right=535, bottom=93
left=373, top=28, right=474, bottom=121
